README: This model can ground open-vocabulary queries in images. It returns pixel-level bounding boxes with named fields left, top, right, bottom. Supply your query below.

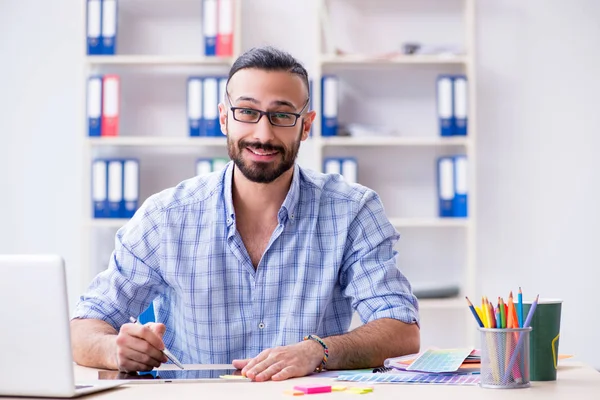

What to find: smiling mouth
left=247, top=147, right=279, bottom=156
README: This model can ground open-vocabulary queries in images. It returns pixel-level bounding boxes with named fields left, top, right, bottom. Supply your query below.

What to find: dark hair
left=227, top=46, right=310, bottom=98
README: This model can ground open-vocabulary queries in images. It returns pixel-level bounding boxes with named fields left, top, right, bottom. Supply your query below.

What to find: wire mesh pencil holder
left=479, top=327, right=532, bottom=389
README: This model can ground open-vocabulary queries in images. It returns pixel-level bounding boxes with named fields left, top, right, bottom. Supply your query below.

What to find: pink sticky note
left=293, top=385, right=332, bottom=394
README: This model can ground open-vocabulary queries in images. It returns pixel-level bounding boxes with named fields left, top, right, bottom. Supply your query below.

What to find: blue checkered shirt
left=73, top=162, right=419, bottom=364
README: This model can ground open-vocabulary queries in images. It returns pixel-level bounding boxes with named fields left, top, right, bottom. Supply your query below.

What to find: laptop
left=0, top=254, right=125, bottom=397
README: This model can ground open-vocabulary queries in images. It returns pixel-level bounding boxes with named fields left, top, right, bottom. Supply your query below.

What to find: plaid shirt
left=73, top=161, right=419, bottom=364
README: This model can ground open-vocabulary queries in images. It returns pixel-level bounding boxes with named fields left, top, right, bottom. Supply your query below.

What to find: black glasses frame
left=227, top=95, right=310, bottom=127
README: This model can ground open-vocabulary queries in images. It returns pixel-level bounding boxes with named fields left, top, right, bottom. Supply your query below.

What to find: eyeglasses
left=226, top=94, right=309, bottom=127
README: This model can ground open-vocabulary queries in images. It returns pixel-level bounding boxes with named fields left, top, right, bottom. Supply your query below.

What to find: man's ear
left=301, top=110, right=316, bottom=140
left=218, top=103, right=228, bottom=135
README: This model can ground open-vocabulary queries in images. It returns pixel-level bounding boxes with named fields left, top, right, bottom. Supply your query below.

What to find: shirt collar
left=223, top=162, right=301, bottom=226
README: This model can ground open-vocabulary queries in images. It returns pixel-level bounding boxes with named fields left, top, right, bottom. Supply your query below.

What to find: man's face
left=219, top=69, right=315, bottom=184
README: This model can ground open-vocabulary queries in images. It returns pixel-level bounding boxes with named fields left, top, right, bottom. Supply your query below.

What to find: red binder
left=216, top=0, right=234, bottom=57
left=101, top=74, right=120, bottom=136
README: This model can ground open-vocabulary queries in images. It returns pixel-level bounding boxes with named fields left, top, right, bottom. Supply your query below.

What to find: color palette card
left=336, top=372, right=480, bottom=386
left=406, top=348, right=473, bottom=373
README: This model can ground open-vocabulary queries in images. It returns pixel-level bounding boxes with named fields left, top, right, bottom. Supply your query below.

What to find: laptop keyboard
left=76, top=385, right=93, bottom=389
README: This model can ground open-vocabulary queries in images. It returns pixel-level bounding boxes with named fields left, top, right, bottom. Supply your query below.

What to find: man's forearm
left=70, top=318, right=119, bottom=370
left=322, top=318, right=420, bottom=370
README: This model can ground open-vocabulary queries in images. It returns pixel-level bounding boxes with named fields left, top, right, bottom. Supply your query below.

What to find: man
left=71, top=46, right=420, bottom=382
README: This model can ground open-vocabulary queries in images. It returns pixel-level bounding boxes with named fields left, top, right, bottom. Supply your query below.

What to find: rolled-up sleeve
left=71, top=197, right=167, bottom=330
left=340, top=190, right=419, bottom=326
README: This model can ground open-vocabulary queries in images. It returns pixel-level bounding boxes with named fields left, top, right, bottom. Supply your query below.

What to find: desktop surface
left=2, top=362, right=597, bottom=400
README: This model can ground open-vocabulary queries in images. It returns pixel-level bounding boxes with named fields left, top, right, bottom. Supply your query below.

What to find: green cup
left=522, top=299, right=563, bottom=381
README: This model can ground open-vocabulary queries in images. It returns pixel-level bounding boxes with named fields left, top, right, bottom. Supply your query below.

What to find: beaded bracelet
left=303, top=334, right=329, bottom=372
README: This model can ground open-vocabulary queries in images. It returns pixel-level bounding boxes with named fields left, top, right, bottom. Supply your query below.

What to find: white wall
left=0, top=0, right=599, bottom=368
left=477, top=0, right=600, bottom=368
left=0, top=1, right=84, bottom=305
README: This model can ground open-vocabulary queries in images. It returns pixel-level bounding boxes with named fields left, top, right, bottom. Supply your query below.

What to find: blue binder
left=437, top=157, right=454, bottom=217
left=187, top=78, right=203, bottom=137
left=437, top=75, right=454, bottom=137
left=452, top=155, right=468, bottom=217
left=92, top=159, right=108, bottom=218
left=87, top=76, right=103, bottom=136
left=453, top=76, right=468, bottom=136
left=202, top=77, right=219, bottom=136
left=107, top=159, right=123, bottom=218
left=122, top=159, right=139, bottom=218
left=101, top=0, right=117, bottom=55
left=203, top=0, right=217, bottom=56
left=321, top=75, right=338, bottom=137
left=86, top=0, right=102, bottom=55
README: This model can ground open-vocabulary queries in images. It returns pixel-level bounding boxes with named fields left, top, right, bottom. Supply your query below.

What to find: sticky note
left=284, top=390, right=305, bottom=396
left=348, top=386, right=374, bottom=394
left=331, top=385, right=347, bottom=391
left=293, top=384, right=332, bottom=394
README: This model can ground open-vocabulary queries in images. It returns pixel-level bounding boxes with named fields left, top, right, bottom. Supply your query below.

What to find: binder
left=101, top=75, right=120, bottom=136
left=122, top=159, right=139, bottom=218
left=341, top=158, right=358, bottom=184
left=453, top=76, right=468, bottom=136
left=87, top=76, right=103, bottom=137
left=323, top=158, right=341, bottom=175
left=92, top=159, right=108, bottom=218
left=453, top=155, right=468, bottom=217
left=86, top=0, right=102, bottom=55
left=321, top=75, right=338, bottom=137
left=203, top=0, right=218, bottom=56
left=212, top=157, right=229, bottom=171
left=196, top=158, right=213, bottom=177
left=203, top=77, right=219, bottom=136
left=107, top=160, right=123, bottom=218
left=437, top=75, right=454, bottom=137
left=101, top=0, right=117, bottom=55
left=437, top=157, right=454, bottom=217
left=216, top=0, right=234, bottom=57
left=187, top=78, right=203, bottom=137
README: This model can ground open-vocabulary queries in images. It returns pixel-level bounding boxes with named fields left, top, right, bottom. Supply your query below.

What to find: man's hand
left=115, top=321, right=168, bottom=372
left=232, top=340, right=324, bottom=381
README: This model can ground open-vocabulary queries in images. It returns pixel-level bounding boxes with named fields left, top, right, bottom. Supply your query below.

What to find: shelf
left=85, top=55, right=234, bottom=66
left=320, top=136, right=470, bottom=147
left=87, top=137, right=227, bottom=147
left=388, top=218, right=469, bottom=228
left=418, top=297, right=466, bottom=310
left=320, top=54, right=468, bottom=66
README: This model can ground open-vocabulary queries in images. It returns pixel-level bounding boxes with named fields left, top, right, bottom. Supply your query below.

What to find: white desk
left=5, top=362, right=600, bottom=399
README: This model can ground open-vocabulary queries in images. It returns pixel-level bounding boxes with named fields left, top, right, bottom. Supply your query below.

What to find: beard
left=227, top=122, right=302, bottom=184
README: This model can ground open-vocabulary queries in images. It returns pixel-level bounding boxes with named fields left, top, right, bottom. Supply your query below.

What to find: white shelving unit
left=80, top=0, right=477, bottom=349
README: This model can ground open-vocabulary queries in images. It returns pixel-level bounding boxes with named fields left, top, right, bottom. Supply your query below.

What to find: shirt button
left=258, top=322, right=265, bottom=329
